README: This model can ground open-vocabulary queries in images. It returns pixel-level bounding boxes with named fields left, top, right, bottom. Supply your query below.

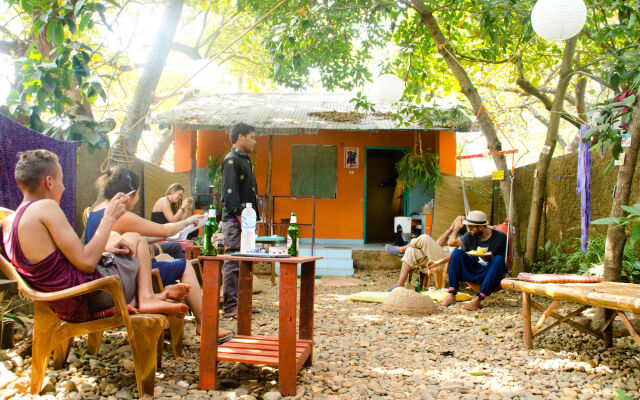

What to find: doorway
left=364, top=147, right=407, bottom=243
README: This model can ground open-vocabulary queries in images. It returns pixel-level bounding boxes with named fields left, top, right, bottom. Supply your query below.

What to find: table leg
left=523, top=292, right=533, bottom=349
left=200, top=260, right=222, bottom=390
left=279, top=262, right=297, bottom=396
left=237, top=260, right=253, bottom=336
left=299, top=261, right=315, bottom=367
left=603, top=309, right=613, bottom=348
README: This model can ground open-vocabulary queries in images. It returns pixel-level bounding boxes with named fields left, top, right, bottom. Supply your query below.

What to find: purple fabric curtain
left=0, top=113, right=77, bottom=226
left=576, top=124, right=591, bottom=253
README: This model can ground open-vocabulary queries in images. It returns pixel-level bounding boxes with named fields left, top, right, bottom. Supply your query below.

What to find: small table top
left=502, top=279, right=640, bottom=315
left=200, top=254, right=321, bottom=263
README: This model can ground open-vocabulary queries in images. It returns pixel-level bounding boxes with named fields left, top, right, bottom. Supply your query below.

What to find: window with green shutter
left=290, top=145, right=337, bottom=199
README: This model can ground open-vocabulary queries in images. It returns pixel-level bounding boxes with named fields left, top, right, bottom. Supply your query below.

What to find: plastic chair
left=0, top=253, right=166, bottom=397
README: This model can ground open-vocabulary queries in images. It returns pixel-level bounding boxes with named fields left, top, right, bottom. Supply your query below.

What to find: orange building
left=155, top=93, right=460, bottom=275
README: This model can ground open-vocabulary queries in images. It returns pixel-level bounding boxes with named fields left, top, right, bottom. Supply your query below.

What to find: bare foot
left=159, top=283, right=191, bottom=301
left=139, top=297, right=189, bottom=316
left=219, top=328, right=232, bottom=338
left=440, top=293, right=457, bottom=308
left=462, top=297, right=482, bottom=311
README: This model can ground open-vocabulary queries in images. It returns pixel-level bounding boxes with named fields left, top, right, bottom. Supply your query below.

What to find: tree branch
left=172, top=42, right=201, bottom=60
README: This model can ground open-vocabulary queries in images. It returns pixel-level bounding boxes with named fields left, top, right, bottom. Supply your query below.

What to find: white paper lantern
left=372, top=74, right=405, bottom=104
left=531, top=0, right=587, bottom=41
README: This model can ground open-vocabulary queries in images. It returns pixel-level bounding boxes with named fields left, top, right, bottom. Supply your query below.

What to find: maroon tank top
left=3, top=201, right=102, bottom=320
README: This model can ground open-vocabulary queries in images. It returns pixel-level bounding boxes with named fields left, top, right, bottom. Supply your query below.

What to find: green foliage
left=530, top=232, right=640, bottom=283
left=395, top=151, right=441, bottom=194
left=206, top=153, right=225, bottom=197
left=613, top=389, right=634, bottom=400
left=4, top=0, right=118, bottom=150
left=592, top=203, right=640, bottom=246
left=0, top=293, right=25, bottom=328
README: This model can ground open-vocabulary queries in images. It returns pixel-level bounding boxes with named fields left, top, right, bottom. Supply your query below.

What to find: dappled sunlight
left=319, top=293, right=351, bottom=302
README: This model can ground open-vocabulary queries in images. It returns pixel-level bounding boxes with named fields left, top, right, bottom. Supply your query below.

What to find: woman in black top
left=151, top=183, right=193, bottom=224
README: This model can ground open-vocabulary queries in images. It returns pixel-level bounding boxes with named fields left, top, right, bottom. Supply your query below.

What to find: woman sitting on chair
left=86, top=167, right=230, bottom=337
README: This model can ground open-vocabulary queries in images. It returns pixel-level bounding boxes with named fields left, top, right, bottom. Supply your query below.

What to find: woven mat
left=349, top=290, right=472, bottom=303
left=517, top=272, right=602, bottom=284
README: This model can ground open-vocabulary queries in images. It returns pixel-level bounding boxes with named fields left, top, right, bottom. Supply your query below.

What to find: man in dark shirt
left=426, top=210, right=507, bottom=310
left=220, top=123, right=260, bottom=317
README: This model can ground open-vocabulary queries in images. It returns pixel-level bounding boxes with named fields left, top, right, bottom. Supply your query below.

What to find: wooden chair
left=0, top=253, right=166, bottom=397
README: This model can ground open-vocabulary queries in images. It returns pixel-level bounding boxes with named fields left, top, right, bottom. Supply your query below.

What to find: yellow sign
left=492, top=170, right=505, bottom=181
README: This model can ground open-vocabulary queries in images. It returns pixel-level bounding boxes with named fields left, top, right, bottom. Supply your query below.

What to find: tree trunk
left=603, top=103, right=640, bottom=282
left=567, top=69, right=588, bottom=153
left=109, top=0, right=185, bottom=167
left=524, top=36, right=578, bottom=267
left=149, top=128, right=174, bottom=165
left=411, top=0, right=524, bottom=273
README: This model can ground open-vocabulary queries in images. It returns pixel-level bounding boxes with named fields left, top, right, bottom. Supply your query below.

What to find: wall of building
left=174, top=128, right=456, bottom=242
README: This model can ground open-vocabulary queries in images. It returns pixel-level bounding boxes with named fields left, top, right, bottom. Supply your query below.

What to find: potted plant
left=206, top=153, right=225, bottom=208
left=396, top=134, right=442, bottom=194
left=1, top=293, right=25, bottom=350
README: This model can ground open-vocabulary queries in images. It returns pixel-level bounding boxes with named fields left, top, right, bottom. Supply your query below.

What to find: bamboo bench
left=501, top=279, right=640, bottom=349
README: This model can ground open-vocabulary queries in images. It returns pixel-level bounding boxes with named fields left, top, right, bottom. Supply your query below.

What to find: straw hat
left=463, top=210, right=488, bottom=226
left=381, top=287, right=440, bottom=315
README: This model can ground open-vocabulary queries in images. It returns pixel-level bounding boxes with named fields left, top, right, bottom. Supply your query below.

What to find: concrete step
left=352, top=250, right=401, bottom=270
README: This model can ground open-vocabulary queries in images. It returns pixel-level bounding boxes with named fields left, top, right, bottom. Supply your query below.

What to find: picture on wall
left=344, top=147, right=359, bottom=168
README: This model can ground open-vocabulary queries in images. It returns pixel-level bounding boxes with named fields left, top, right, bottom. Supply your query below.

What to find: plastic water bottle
left=240, top=203, right=256, bottom=253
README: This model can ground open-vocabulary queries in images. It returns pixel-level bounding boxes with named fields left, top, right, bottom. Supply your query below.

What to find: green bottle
left=204, top=205, right=218, bottom=256
left=415, top=274, right=421, bottom=293
left=287, top=212, right=299, bottom=257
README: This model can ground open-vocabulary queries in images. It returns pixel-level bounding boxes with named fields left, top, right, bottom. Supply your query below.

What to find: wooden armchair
left=0, top=253, right=166, bottom=397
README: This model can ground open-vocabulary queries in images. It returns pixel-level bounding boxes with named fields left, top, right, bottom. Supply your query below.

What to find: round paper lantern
left=531, top=0, right=587, bottom=41
left=372, top=74, right=405, bottom=104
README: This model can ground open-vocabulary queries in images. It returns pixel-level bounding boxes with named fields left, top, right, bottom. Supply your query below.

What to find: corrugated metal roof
left=152, top=93, right=468, bottom=135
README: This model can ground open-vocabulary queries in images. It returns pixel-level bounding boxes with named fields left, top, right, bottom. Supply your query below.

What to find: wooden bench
left=501, top=279, right=640, bottom=349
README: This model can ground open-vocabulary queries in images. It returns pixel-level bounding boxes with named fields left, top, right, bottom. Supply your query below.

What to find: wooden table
left=199, top=254, right=322, bottom=395
left=502, top=279, right=640, bottom=349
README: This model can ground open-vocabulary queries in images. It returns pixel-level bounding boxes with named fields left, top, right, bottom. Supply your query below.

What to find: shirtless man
left=1, top=150, right=188, bottom=319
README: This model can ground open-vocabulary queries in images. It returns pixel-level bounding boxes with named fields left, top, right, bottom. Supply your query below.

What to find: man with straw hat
left=427, top=210, right=507, bottom=310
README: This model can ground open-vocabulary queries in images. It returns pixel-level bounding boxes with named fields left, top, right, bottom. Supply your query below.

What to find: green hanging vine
left=395, top=133, right=442, bottom=194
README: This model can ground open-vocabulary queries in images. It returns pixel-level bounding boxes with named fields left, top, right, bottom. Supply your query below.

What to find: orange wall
left=183, top=129, right=455, bottom=241
left=174, top=128, right=196, bottom=172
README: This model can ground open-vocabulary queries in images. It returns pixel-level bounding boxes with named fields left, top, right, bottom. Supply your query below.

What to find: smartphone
left=126, top=190, right=136, bottom=196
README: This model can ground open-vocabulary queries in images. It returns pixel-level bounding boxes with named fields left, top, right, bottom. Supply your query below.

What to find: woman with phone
left=85, top=167, right=230, bottom=337
left=151, top=183, right=193, bottom=224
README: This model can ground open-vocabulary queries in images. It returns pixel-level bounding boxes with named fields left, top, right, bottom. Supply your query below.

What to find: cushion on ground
left=349, top=290, right=472, bottom=303
left=381, top=287, right=440, bottom=315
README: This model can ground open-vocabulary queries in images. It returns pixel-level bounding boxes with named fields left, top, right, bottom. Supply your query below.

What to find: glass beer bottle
left=287, top=212, right=299, bottom=257
left=203, top=205, right=218, bottom=256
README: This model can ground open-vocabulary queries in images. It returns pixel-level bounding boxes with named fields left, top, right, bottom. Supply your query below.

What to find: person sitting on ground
left=385, top=215, right=467, bottom=291
left=1, top=150, right=188, bottom=321
left=86, top=166, right=230, bottom=337
left=150, top=183, right=195, bottom=259
left=428, top=210, right=507, bottom=311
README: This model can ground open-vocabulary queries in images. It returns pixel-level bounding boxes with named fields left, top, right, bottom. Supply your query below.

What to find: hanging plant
left=395, top=133, right=442, bottom=194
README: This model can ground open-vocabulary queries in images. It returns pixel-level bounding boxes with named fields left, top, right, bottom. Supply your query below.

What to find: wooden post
left=523, top=292, right=533, bottom=349
left=266, top=135, right=273, bottom=235
left=279, top=262, right=297, bottom=396
left=199, top=259, right=222, bottom=390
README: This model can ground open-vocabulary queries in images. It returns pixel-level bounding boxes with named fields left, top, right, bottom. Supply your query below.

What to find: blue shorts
left=152, top=258, right=186, bottom=287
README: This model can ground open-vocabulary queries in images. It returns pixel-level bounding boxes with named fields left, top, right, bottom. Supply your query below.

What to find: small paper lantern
left=531, top=0, right=587, bottom=41
left=372, top=74, right=405, bottom=104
